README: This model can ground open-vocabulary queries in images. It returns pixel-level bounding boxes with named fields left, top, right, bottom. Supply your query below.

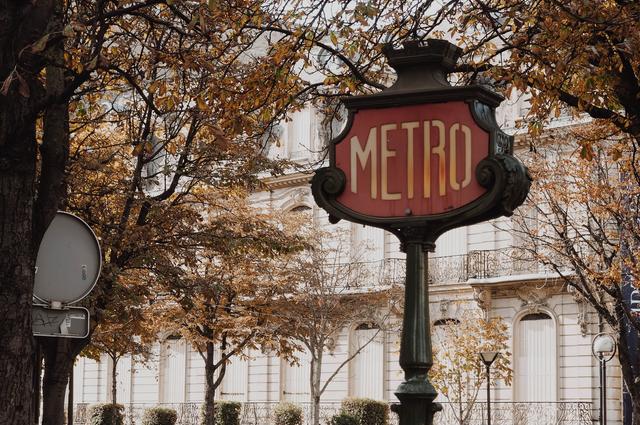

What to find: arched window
left=349, top=323, right=384, bottom=399
left=514, top=312, right=557, bottom=402
left=160, top=335, right=186, bottom=403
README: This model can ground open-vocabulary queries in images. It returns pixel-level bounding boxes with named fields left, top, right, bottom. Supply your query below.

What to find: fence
left=434, top=401, right=593, bottom=425
left=73, top=400, right=592, bottom=425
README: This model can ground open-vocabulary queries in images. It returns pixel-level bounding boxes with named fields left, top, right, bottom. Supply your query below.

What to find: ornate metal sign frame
left=312, top=40, right=530, bottom=250
left=311, top=39, right=531, bottom=425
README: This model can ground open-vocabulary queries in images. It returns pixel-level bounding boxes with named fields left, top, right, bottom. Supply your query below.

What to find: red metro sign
left=335, top=102, right=487, bottom=218
left=312, top=40, right=531, bottom=246
left=311, top=40, right=531, bottom=425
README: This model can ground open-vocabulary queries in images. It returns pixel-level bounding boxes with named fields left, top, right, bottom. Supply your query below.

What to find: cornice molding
left=261, top=172, right=313, bottom=190
left=469, top=274, right=567, bottom=299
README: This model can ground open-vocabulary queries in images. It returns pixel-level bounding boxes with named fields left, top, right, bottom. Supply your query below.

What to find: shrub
left=87, top=403, right=125, bottom=425
left=215, top=401, right=241, bottom=425
left=142, top=407, right=177, bottom=425
left=329, top=413, right=358, bottom=425
left=340, top=398, right=389, bottom=425
left=273, top=402, right=303, bottom=425
left=199, top=401, right=241, bottom=425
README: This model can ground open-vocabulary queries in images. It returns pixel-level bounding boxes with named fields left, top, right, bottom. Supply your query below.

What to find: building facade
left=71, top=102, right=622, bottom=425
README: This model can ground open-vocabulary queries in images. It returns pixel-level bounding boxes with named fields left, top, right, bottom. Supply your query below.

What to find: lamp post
left=479, top=351, right=500, bottom=425
left=592, top=333, right=617, bottom=425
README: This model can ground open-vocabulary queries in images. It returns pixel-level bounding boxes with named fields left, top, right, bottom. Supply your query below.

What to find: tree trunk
left=111, top=356, right=119, bottom=405
left=203, top=342, right=217, bottom=425
left=310, top=350, right=323, bottom=425
left=41, top=339, right=80, bottom=425
left=33, top=342, right=43, bottom=425
left=0, top=59, right=38, bottom=422
left=615, top=307, right=640, bottom=425
left=0, top=2, right=67, bottom=423
left=633, top=400, right=640, bottom=425
left=0, top=88, right=37, bottom=425
left=68, top=367, right=73, bottom=425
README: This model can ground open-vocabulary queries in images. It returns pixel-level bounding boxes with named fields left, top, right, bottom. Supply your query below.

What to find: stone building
left=71, top=99, right=621, bottom=425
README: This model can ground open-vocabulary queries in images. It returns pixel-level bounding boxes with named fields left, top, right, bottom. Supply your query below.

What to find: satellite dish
left=34, top=212, right=102, bottom=305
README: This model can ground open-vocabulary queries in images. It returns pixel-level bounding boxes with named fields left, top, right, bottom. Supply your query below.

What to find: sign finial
left=382, top=39, right=463, bottom=91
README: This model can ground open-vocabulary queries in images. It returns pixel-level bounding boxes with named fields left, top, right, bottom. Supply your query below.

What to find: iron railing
left=377, top=246, right=567, bottom=287
left=435, top=401, right=593, bottom=425
left=73, top=400, right=592, bottom=425
left=286, top=247, right=566, bottom=291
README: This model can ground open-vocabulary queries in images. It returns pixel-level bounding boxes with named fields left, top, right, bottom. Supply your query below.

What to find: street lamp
left=479, top=351, right=500, bottom=425
left=592, top=333, right=617, bottom=425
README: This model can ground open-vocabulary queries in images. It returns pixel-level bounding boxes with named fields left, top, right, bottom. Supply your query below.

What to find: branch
left=108, top=65, right=163, bottom=116
left=244, top=24, right=386, bottom=91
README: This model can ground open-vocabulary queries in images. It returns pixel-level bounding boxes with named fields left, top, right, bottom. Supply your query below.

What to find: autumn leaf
left=197, top=97, right=208, bottom=111
left=0, top=73, right=13, bottom=96
left=131, top=143, right=144, bottom=156
left=31, top=34, right=50, bottom=53
left=16, top=73, right=29, bottom=98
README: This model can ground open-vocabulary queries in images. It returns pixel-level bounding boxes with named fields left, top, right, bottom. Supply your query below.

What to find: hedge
left=199, top=401, right=241, bottom=425
left=87, top=403, right=125, bottom=425
left=141, top=407, right=177, bottom=425
left=329, top=413, right=358, bottom=425
left=340, top=398, right=388, bottom=425
left=273, top=402, right=303, bottom=425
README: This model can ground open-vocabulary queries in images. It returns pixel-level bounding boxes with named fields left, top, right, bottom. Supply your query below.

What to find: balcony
left=377, top=246, right=559, bottom=287
left=72, top=401, right=593, bottom=425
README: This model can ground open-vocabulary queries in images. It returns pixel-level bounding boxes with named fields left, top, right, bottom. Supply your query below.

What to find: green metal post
left=394, top=242, right=440, bottom=425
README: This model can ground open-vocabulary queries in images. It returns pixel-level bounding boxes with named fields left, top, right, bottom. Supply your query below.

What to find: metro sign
left=312, top=40, right=530, bottom=246
left=312, top=40, right=531, bottom=425
left=336, top=102, right=487, bottom=218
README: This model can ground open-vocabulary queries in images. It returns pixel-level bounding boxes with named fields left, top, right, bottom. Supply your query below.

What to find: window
left=220, top=354, right=248, bottom=401
left=160, top=335, right=186, bottom=403
left=514, top=312, right=557, bottom=402
left=349, top=323, right=384, bottom=399
left=114, top=356, right=132, bottom=404
left=281, top=349, right=311, bottom=402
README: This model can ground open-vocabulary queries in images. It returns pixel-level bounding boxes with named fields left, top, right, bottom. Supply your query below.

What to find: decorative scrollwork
left=476, top=157, right=500, bottom=188
left=496, top=154, right=532, bottom=216
left=476, top=155, right=532, bottom=218
left=469, top=100, right=512, bottom=155
left=312, top=167, right=346, bottom=197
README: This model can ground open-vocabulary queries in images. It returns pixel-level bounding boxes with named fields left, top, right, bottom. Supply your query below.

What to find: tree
left=512, top=134, right=640, bottom=421
left=0, top=1, right=436, bottom=421
left=429, top=311, right=512, bottom=425
left=422, top=1, right=640, bottom=145
left=401, top=1, right=640, bottom=420
left=275, top=225, right=398, bottom=425
left=82, top=271, right=155, bottom=405
left=152, top=192, right=304, bottom=425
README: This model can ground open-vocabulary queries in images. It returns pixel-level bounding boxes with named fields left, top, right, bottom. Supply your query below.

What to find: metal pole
left=601, top=355, right=607, bottom=425
left=68, top=366, right=74, bottom=425
left=394, top=243, right=439, bottom=425
left=486, top=363, right=491, bottom=425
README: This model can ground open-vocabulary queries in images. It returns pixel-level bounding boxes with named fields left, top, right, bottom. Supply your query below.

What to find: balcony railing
left=377, top=246, right=566, bottom=287
left=73, top=400, right=592, bottom=425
